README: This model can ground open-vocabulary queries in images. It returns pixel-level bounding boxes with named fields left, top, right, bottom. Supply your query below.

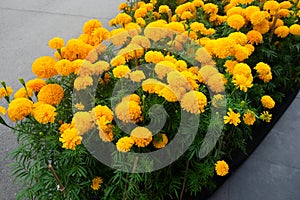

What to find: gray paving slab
left=297, top=91, right=300, bottom=99
left=208, top=181, right=229, bottom=200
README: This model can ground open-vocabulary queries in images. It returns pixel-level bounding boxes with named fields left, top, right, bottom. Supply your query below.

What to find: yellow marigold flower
left=119, top=2, right=129, bottom=11
left=32, top=56, right=57, bottom=78
left=55, top=59, right=73, bottom=76
left=125, top=22, right=142, bottom=37
left=117, top=44, right=144, bottom=61
left=159, top=5, right=170, bottom=13
left=37, top=84, right=64, bottom=106
left=91, top=177, right=103, bottom=191
left=155, top=61, right=177, bottom=79
left=116, top=136, right=134, bottom=152
left=110, top=28, right=129, bottom=46
left=253, top=19, right=270, bottom=34
left=198, top=65, right=219, bottom=83
left=59, top=127, right=82, bottom=150
left=145, top=51, right=164, bottom=64
left=72, top=111, right=94, bottom=135
left=242, top=6, right=260, bottom=21
left=254, top=62, right=272, bottom=82
left=93, top=105, right=114, bottom=122
left=110, top=55, right=126, bottom=67
left=113, top=65, right=130, bottom=78
left=7, top=98, right=33, bottom=122
left=207, top=73, right=225, bottom=93
left=260, top=111, right=272, bottom=122
left=115, top=100, right=142, bottom=123
left=203, top=3, right=218, bottom=14
left=130, top=127, right=153, bottom=147
left=62, top=39, right=93, bottom=61
left=193, top=0, right=204, bottom=7
left=263, top=0, right=280, bottom=15
left=164, top=55, right=177, bottom=64
left=14, top=87, right=33, bottom=99
left=227, top=7, right=243, bottom=17
left=142, top=79, right=163, bottom=94
left=144, top=20, right=168, bottom=42
left=181, top=11, right=193, bottom=20
left=214, top=38, right=236, bottom=59
left=157, top=85, right=179, bottom=102
left=134, top=7, right=148, bottom=19
left=153, top=133, right=168, bottom=149
left=131, top=35, right=151, bottom=49
left=215, top=160, right=229, bottom=176
left=32, top=102, right=56, bottom=124
left=122, top=94, right=141, bottom=104
left=228, top=32, right=247, bottom=45
left=26, top=78, right=46, bottom=92
left=224, top=60, right=238, bottom=74
left=277, top=9, right=291, bottom=18
left=274, top=26, right=289, bottom=38
left=289, top=24, right=300, bottom=36
left=48, top=37, right=64, bottom=49
left=74, top=102, right=85, bottom=111
left=72, top=59, right=84, bottom=75
left=227, top=14, right=245, bottom=30
left=250, top=11, right=269, bottom=25
left=233, top=63, right=252, bottom=77
left=136, top=17, right=146, bottom=27
left=243, top=110, right=256, bottom=125
left=83, top=19, right=102, bottom=34
left=129, top=70, right=146, bottom=82
left=234, top=44, right=253, bottom=61
left=74, top=76, right=93, bottom=91
left=0, top=106, right=6, bottom=115
left=190, top=22, right=205, bottom=33
left=109, top=18, right=116, bottom=26
left=181, top=91, right=207, bottom=114
left=91, top=27, right=110, bottom=46
left=93, top=61, right=110, bottom=75
left=261, top=95, right=275, bottom=109
left=181, top=70, right=199, bottom=90
left=212, top=94, right=226, bottom=108
left=279, top=1, right=292, bottom=9
left=59, top=123, right=73, bottom=134
left=98, top=123, right=114, bottom=142
left=166, top=22, right=186, bottom=33
left=175, top=60, right=188, bottom=72
left=195, top=47, right=214, bottom=65
left=232, top=74, right=253, bottom=92
left=246, top=30, right=263, bottom=44
left=224, top=108, right=241, bottom=126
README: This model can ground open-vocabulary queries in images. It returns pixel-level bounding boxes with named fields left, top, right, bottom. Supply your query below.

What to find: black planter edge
left=191, top=86, right=300, bottom=200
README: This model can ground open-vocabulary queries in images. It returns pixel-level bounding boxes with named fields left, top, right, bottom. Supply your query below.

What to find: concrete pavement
left=0, top=1, right=300, bottom=199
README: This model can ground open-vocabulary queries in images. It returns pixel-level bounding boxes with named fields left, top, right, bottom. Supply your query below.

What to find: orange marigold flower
left=26, top=78, right=46, bottom=92
left=59, top=127, right=82, bottom=150
left=55, top=59, right=74, bottom=76
left=157, top=85, right=179, bottom=102
left=32, top=56, right=57, bottom=78
left=207, top=73, right=225, bottom=93
left=227, top=14, right=245, bottom=30
left=91, top=177, right=103, bottom=191
left=83, top=19, right=102, bottom=34
left=243, top=110, right=256, bottom=125
left=130, top=127, right=153, bottom=147
left=119, top=2, right=129, bottom=11
left=153, top=133, right=168, bottom=149
left=48, top=37, right=64, bottom=49
left=32, top=102, right=56, bottom=124
left=7, top=98, right=33, bottom=122
left=261, top=95, right=275, bottom=109
left=125, top=22, right=142, bottom=37
left=91, top=27, right=110, bottom=46
left=181, top=91, right=207, bottom=114
left=289, top=24, right=300, bottom=36
left=116, top=136, right=135, bottom=152
left=215, top=160, right=229, bottom=176
left=134, top=7, right=148, bottom=19
left=246, top=30, right=263, bottom=44
left=37, top=84, right=64, bottom=106
left=274, top=26, right=289, bottom=38
left=224, top=60, right=238, bottom=74
left=279, top=1, right=292, bottom=9
left=224, top=108, right=241, bottom=126
left=213, top=38, right=236, bottom=59
left=253, top=19, right=270, bottom=34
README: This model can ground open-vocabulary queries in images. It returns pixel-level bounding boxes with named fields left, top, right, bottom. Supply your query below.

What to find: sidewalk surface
left=0, top=1, right=299, bottom=199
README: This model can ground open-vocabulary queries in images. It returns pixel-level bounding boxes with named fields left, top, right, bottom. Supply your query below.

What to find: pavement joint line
left=0, top=6, right=112, bottom=20
left=251, top=154, right=300, bottom=171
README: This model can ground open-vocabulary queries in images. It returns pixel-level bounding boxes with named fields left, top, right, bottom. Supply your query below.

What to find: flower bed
left=0, top=0, right=300, bottom=199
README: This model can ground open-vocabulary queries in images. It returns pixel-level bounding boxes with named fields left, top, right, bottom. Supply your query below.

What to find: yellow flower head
left=243, top=110, right=256, bottom=125
left=253, top=19, right=270, bottom=34
left=157, top=85, right=179, bottom=102
left=246, top=30, right=263, bottom=45
left=153, top=133, right=168, bottom=149
left=129, top=70, right=146, bottom=82
left=159, top=5, right=170, bottom=13
left=254, top=62, right=272, bottom=82
left=136, top=17, right=146, bottom=27
left=91, top=177, right=103, bottom=191
left=224, top=60, right=238, bottom=74
left=203, top=3, right=218, bottom=14
left=263, top=0, right=280, bottom=15
left=227, top=14, right=245, bottom=30
left=55, top=59, right=74, bottom=76
left=0, top=86, right=13, bottom=99
left=181, top=91, right=207, bottom=114
left=110, top=28, right=129, bottom=46
left=213, top=38, right=236, bottom=59
left=215, top=160, right=229, bottom=176
left=26, top=78, right=46, bottom=92
left=116, top=136, right=135, bottom=152
left=261, top=95, right=275, bottom=109
left=125, top=22, right=142, bottom=37
left=119, top=2, right=129, bottom=11
left=37, top=84, right=64, bottom=106
left=83, top=19, right=102, bottom=35
left=155, top=61, right=177, bottom=79
left=142, top=79, right=164, bottom=94
left=48, top=37, right=64, bottom=49
left=92, top=105, right=114, bottom=122
left=72, top=111, right=94, bottom=135
left=145, top=51, right=165, bottom=64
left=130, top=127, right=153, bottom=147
left=7, top=98, right=33, bottom=122
left=14, top=87, right=33, bottom=99
left=32, top=56, right=57, bottom=78
left=110, top=55, right=126, bottom=67
left=122, top=94, right=141, bottom=104
left=232, top=74, right=253, bottom=92
left=260, top=111, right=272, bottom=122
left=144, top=20, right=168, bottom=42
left=134, top=7, right=148, bottom=19
left=0, top=106, right=6, bottom=115
left=207, top=73, right=226, bottom=93
left=91, top=27, right=110, bottom=46
left=242, top=6, right=260, bottom=20
left=233, top=63, right=252, bottom=77
left=115, top=100, right=142, bottom=123
left=131, top=35, right=151, bottom=49
left=59, top=127, right=82, bottom=150
left=212, top=94, right=226, bottom=108
left=250, top=11, right=270, bottom=25
left=113, top=65, right=131, bottom=78
left=62, top=39, right=93, bottom=61
left=224, top=108, right=241, bottom=126
left=289, top=24, right=300, bottom=36
left=274, top=26, right=289, bottom=38
left=74, top=76, right=93, bottom=91
left=32, top=102, right=56, bottom=124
